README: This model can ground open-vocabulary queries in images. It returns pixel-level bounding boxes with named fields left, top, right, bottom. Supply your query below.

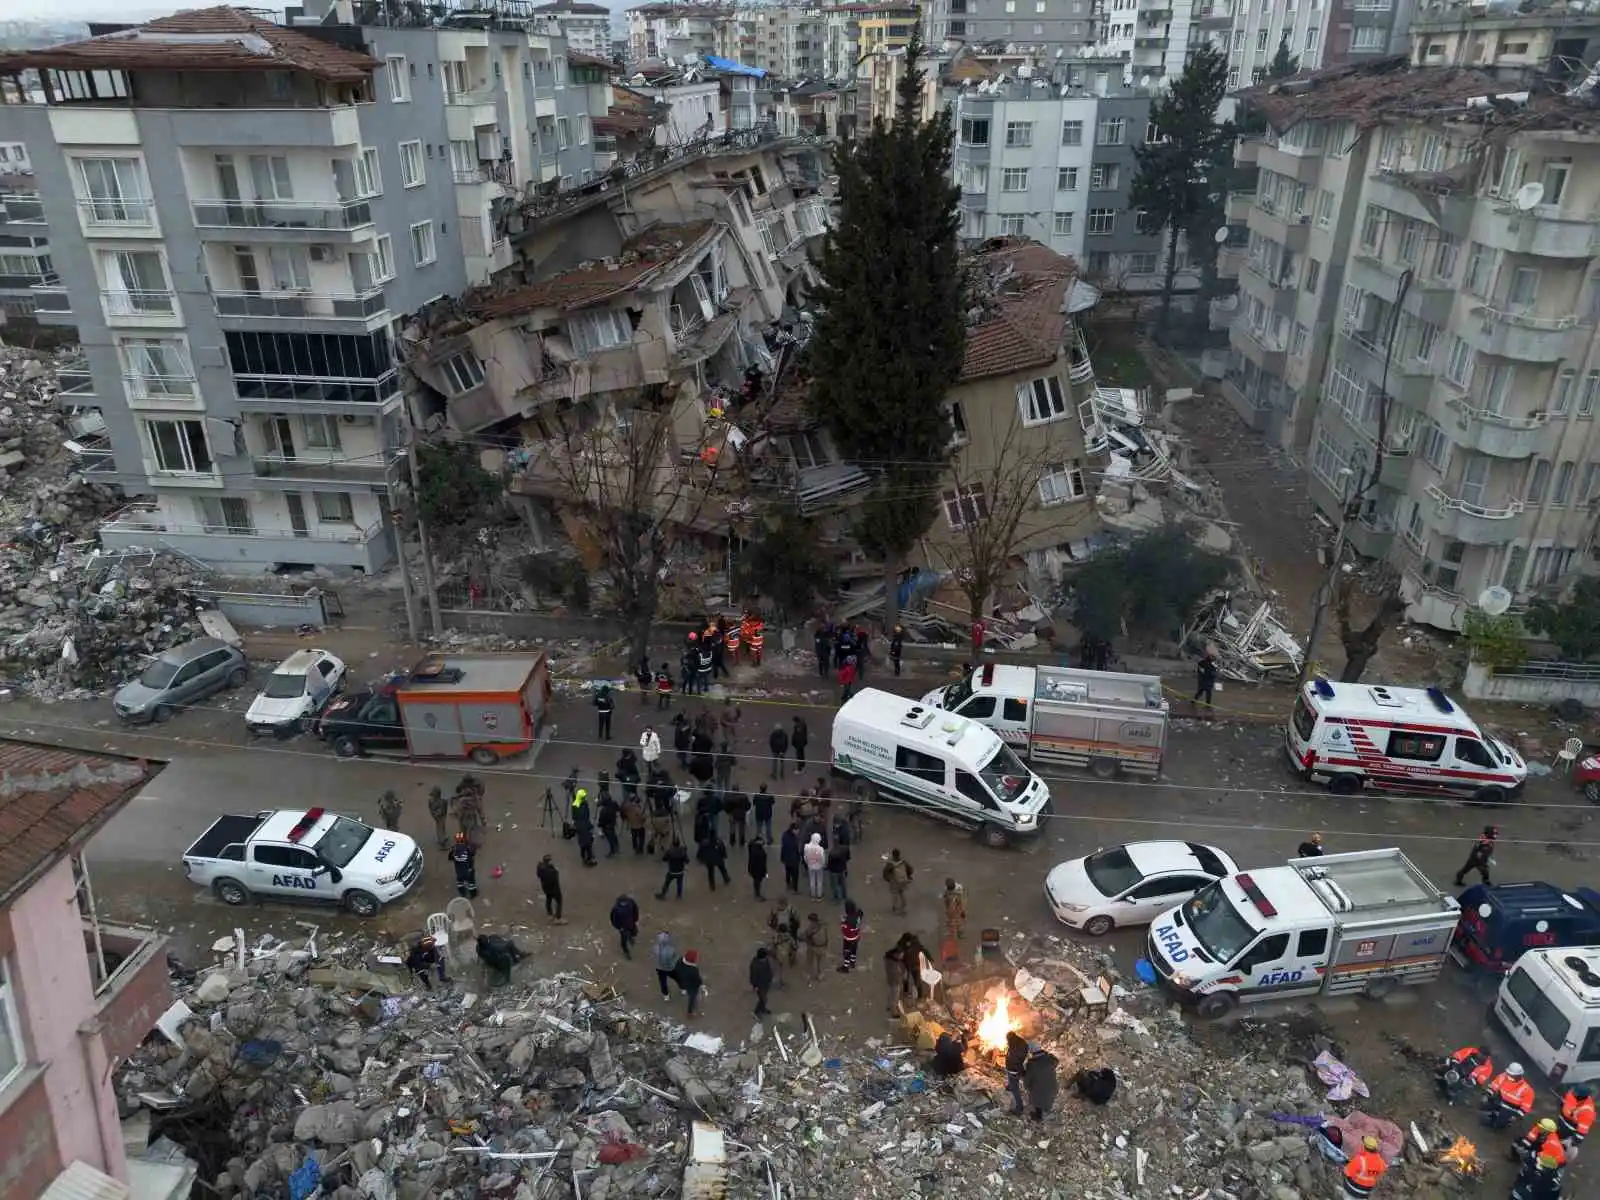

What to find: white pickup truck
left=182, top=807, right=422, bottom=918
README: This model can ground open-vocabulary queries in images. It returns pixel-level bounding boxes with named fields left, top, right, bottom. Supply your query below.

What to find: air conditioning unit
left=309, top=245, right=337, bottom=263
left=1296, top=213, right=1311, bottom=224
left=339, top=413, right=374, bottom=425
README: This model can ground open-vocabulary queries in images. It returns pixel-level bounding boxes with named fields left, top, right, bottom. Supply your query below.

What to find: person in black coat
left=814, top=624, right=833, bottom=678
left=1004, top=1031, right=1029, bottom=1114
left=598, top=788, right=621, bottom=857
left=747, top=837, right=769, bottom=899
left=689, top=729, right=715, bottom=786
left=697, top=832, right=731, bottom=890
left=406, top=936, right=449, bottom=989
left=615, top=748, right=641, bottom=803
left=609, top=894, right=640, bottom=958
left=753, top=783, right=775, bottom=843
left=672, top=949, right=704, bottom=1016
left=594, top=684, right=615, bottom=740
left=536, top=854, right=564, bottom=921
left=1023, top=1045, right=1060, bottom=1120
left=749, top=947, right=775, bottom=1017
left=791, top=716, right=809, bottom=769
left=672, top=713, right=692, bottom=770
left=780, top=822, right=803, bottom=892
left=768, top=724, right=790, bottom=778
left=723, top=785, right=751, bottom=846
left=449, top=832, right=478, bottom=898
left=715, top=741, right=736, bottom=790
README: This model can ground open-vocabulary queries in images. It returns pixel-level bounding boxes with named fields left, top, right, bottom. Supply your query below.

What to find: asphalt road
left=7, top=669, right=1596, bottom=1192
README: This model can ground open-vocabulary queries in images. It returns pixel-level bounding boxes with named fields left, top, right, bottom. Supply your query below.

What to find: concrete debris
left=116, top=925, right=1482, bottom=1200
left=1185, top=589, right=1305, bottom=683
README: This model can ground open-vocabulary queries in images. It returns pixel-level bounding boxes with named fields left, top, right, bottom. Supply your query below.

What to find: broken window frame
left=1016, top=375, right=1068, bottom=426
left=942, top=483, right=988, bottom=530
left=144, top=417, right=214, bottom=477
left=1038, top=461, right=1086, bottom=506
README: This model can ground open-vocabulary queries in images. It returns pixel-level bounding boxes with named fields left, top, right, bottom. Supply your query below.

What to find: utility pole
left=385, top=466, right=421, bottom=642
left=1299, top=466, right=1360, bottom=687
left=406, top=428, right=444, bottom=637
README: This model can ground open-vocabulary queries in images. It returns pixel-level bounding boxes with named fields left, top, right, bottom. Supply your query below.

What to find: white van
left=1286, top=678, right=1525, bottom=803
left=832, top=688, right=1051, bottom=847
left=1495, top=947, right=1600, bottom=1086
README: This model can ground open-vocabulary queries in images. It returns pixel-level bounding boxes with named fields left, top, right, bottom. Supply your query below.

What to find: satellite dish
left=1514, top=181, right=1545, bottom=211
left=1478, top=586, right=1513, bottom=615
left=1213, top=226, right=1230, bottom=244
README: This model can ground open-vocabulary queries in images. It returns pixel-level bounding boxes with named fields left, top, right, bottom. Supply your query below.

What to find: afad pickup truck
left=182, top=807, right=422, bottom=917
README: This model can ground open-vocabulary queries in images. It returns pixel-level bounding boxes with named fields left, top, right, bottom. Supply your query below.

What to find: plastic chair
left=425, top=912, right=450, bottom=958
left=445, top=897, right=476, bottom=962
left=1556, top=737, right=1583, bottom=774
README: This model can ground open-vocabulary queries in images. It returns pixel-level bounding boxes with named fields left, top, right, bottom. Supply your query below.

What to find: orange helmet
left=454, top=831, right=467, bottom=843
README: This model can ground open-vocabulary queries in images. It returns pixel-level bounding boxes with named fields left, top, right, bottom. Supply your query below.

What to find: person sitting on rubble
left=929, top=1028, right=968, bottom=1077
left=1438, top=1045, right=1495, bottom=1104
left=476, top=933, right=525, bottom=987
left=1515, top=1150, right=1566, bottom=1200
left=1075, top=1066, right=1117, bottom=1106
left=1514, top=1118, right=1568, bottom=1170
left=405, top=935, right=449, bottom=990
left=1485, top=1062, right=1537, bottom=1129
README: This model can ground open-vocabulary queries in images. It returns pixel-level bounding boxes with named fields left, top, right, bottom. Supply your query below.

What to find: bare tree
left=1334, top=567, right=1406, bottom=683
left=938, top=411, right=1094, bottom=662
left=538, top=398, right=724, bottom=663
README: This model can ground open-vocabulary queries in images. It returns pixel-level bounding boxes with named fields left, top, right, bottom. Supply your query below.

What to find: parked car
left=113, top=637, right=249, bottom=724
left=1452, top=881, right=1600, bottom=973
left=1045, top=840, right=1240, bottom=936
left=245, top=648, right=346, bottom=738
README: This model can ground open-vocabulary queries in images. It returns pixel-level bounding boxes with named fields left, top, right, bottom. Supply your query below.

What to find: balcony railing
left=121, top=373, right=198, bottom=402
left=76, top=196, right=156, bottom=227
left=252, top=454, right=396, bottom=485
left=670, top=303, right=708, bottom=341
left=0, top=191, right=45, bottom=222
left=102, top=499, right=384, bottom=543
left=191, top=198, right=374, bottom=231
left=31, top=282, right=71, bottom=313
left=233, top=371, right=401, bottom=408
left=1425, top=482, right=1524, bottom=521
left=102, top=289, right=176, bottom=317
left=1477, top=305, right=1581, bottom=333
left=446, top=87, right=499, bottom=106
left=213, top=287, right=389, bottom=322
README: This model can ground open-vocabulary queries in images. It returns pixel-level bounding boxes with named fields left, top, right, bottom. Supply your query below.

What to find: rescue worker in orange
left=1342, top=1134, right=1387, bottom=1198
left=1515, top=1118, right=1568, bottom=1170
left=1485, top=1061, right=1537, bottom=1129
left=724, top=616, right=741, bottom=664
left=1559, top=1082, right=1595, bottom=1152
left=1437, top=1045, right=1494, bottom=1103
left=743, top=611, right=765, bottom=666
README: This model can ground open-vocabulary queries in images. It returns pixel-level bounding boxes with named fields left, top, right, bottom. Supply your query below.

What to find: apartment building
left=627, top=3, right=730, bottom=63
left=1227, top=47, right=1600, bottom=630
left=1410, top=0, right=1600, bottom=85
left=1088, top=0, right=1198, bottom=83
left=949, top=64, right=1199, bottom=291
left=1204, top=0, right=1419, bottom=90
left=0, top=4, right=597, bottom=574
left=922, top=0, right=1097, bottom=52
left=0, top=172, right=51, bottom=326
left=533, top=1, right=614, bottom=58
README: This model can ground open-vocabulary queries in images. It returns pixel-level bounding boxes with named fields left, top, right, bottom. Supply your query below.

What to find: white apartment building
left=1225, top=44, right=1600, bottom=630
left=1086, top=0, right=1199, bottom=84
left=1205, top=0, right=1419, bottom=90
left=0, top=5, right=597, bottom=574
left=627, top=2, right=729, bottom=63
left=533, top=1, right=613, bottom=58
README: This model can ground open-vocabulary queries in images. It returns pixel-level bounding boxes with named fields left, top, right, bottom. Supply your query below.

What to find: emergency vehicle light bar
left=287, top=808, right=325, bottom=843
left=1235, top=873, right=1278, bottom=917
left=1425, top=686, right=1455, bottom=714
left=980, top=664, right=995, bottom=687
left=1312, top=677, right=1336, bottom=699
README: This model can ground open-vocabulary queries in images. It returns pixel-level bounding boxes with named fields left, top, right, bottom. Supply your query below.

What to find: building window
left=1549, top=368, right=1576, bottom=415
left=1017, top=375, right=1068, bottom=424
left=1582, top=463, right=1600, bottom=503
left=998, top=214, right=1026, bottom=235
left=399, top=140, right=425, bottom=188
left=356, top=147, right=381, bottom=196
left=386, top=55, right=410, bottom=102
left=143, top=417, right=213, bottom=476
left=440, top=350, right=485, bottom=394
left=1528, top=546, right=1575, bottom=589
left=1095, top=117, right=1125, bottom=145
left=943, top=483, right=988, bottom=529
left=1581, top=369, right=1600, bottom=416
left=1086, top=250, right=1110, bottom=276
left=1057, top=166, right=1078, bottom=191
left=1039, top=461, right=1086, bottom=505
left=553, top=57, right=567, bottom=87
left=1311, top=428, right=1347, bottom=491
left=410, top=220, right=436, bottom=266
left=1352, top=27, right=1383, bottom=50
left=1413, top=321, right=1440, bottom=364
left=1087, top=208, right=1115, bottom=236
left=948, top=401, right=969, bottom=445
left=1053, top=211, right=1074, bottom=236
left=1291, top=323, right=1310, bottom=356
left=1554, top=461, right=1576, bottom=506
left=121, top=337, right=194, bottom=398
left=1, top=957, right=24, bottom=1089
left=569, top=308, right=633, bottom=355
left=579, top=116, right=591, bottom=145
left=1463, top=242, right=1489, bottom=294
left=1129, top=251, right=1157, bottom=274
left=314, top=492, right=356, bottom=524
left=1004, top=121, right=1033, bottom=148
left=372, top=234, right=395, bottom=282
left=1359, top=205, right=1382, bottom=250
left=557, top=118, right=571, bottom=149
left=1526, top=458, right=1552, bottom=504
left=99, top=249, right=173, bottom=314
left=960, top=117, right=990, bottom=146
left=1304, top=259, right=1321, bottom=294
left=1001, top=168, right=1029, bottom=192
left=1061, top=119, right=1083, bottom=146
left=1089, top=163, right=1118, bottom=190
left=1444, top=336, right=1473, bottom=386
left=73, top=156, right=152, bottom=225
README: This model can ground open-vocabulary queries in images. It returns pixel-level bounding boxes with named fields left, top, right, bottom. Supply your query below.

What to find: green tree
left=807, top=30, right=966, bottom=630
left=1267, top=35, right=1300, bottom=81
left=413, top=440, right=505, bottom=532
left=1462, top=609, right=1528, bottom=673
left=734, top=508, right=839, bottom=620
left=1069, top=524, right=1232, bottom=642
left=1129, top=42, right=1237, bottom=335
left=1526, top=576, right=1600, bottom=661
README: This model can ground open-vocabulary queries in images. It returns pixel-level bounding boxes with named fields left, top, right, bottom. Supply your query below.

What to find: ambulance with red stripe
left=1145, top=848, right=1460, bottom=1019
left=1287, top=678, right=1525, bottom=804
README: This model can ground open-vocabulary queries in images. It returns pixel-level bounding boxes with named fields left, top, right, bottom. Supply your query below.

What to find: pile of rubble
left=1185, top=589, right=1306, bottom=683
left=117, top=926, right=1489, bottom=1200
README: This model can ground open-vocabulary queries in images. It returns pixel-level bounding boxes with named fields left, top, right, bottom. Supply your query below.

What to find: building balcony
left=0, top=190, right=45, bottom=225
left=75, top=196, right=158, bottom=235
left=213, top=287, right=390, bottom=331
left=58, top=373, right=97, bottom=407
left=232, top=371, right=403, bottom=415
left=190, top=198, right=375, bottom=241
left=1480, top=202, right=1600, bottom=260
left=1216, top=245, right=1243, bottom=279
left=121, top=373, right=201, bottom=409
left=1365, top=171, right=1475, bottom=235
left=1347, top=510, right=1397, bottom=560
left=1423, top=482, right=1525, bottom=545
left=1247, top=195, right=1312, bottom=252
left=1462, top=305, right=1583, bottom=363
left=83, top=919, right=172, bottom=1061
left=101, top=289, right=179, bottom=327
left=1234, top=137, right=1261, bottom=167
left=1233, top=321, right=1287, bottom=373
left=1224, top=191, right=1255, bottom=222
left=56, top=358, right=91, bottom=394
left=1220, top=371, right=1273, bottom=433
left=252, top=454, right=396, bottom=490
left=1257, top=142, right=1322, bottom=184
left=98, top=499, right=391, bottom=570
left=1444, top=398, right=1548, bottom=459
left=166, top=105, right=362, bottom=150
left=446, top=90, right=500, bottom=139
left=30, top=281, right=72, bottom=324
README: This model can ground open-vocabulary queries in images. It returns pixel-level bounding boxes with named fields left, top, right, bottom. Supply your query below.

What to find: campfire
left=975, top=991, right=1023, bottom=1054
left=1438, top=1136, right=1482, bottom=1178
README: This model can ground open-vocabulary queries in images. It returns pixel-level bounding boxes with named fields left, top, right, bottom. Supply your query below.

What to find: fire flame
left=975, top=992, right=1021, bottom=1053
left=1439, top=1137, right=1481, bottom=1176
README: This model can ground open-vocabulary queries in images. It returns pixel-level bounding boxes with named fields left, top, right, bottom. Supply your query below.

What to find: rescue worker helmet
left=1508, top=1063, right=1526, bottom=1078
left=1362, top=1136, right=1380, bottom=1151
left=1539, top=1118, right=1558, bottom=1132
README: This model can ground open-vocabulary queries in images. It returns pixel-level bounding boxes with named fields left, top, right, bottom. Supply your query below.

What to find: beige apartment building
left=1223, top=23, right=1600, bottom=631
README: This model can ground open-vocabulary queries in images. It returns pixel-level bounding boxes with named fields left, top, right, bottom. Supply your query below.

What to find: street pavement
left=6, top=657, right=1597, bottom=1190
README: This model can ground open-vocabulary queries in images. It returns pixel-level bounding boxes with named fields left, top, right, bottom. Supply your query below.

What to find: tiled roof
left=568, top=51, right=617, bottom=69
left=470, top=220, right=719, bottom=318
left=960, top=239, right=1079, bottom=383
left=534, top=1, right=612, bottom=12
left=1238, top=58, right=1504, bottom=135
left=0, top=740, right=156, bottom=908
left=0, top=6, right=380, bottom=83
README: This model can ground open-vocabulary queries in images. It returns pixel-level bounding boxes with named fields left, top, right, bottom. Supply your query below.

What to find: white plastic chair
left=445, top=897, right=476, bottom=963
left=425, top=912, right=451, bottom=959
left=1556, top=737, right=1584, bottom=775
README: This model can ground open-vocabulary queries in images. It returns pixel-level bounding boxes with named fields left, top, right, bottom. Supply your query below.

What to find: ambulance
left=1286, top=677, right=1525, bottom=803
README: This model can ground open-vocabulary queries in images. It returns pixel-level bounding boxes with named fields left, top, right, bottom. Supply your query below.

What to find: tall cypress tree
left=807, top=33, right=966, bottom=628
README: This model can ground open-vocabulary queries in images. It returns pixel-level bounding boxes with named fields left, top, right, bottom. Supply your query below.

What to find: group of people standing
left=377, top=776, right=489, bottom=900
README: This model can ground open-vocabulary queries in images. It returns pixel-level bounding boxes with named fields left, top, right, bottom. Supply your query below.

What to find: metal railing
left=446, top=87, right=499, bottom=107
left=191, top=198, right=374, bottom=231
left=31, top=282, right=70, bottom=312
left=76, top=196, right=156, bottom=227
left=213, top=288, right=389, bottom=322
left=102, top=499, right=383, bottom=543
left=252, top=454, right=396, bottom=484
left=0, top=191, right=44, bottom=222
left=1425, top=482, right=1524, bottom=520
left=233, top=371, right=401, bottom=407
left=101, top=289, right=176, bottom=317
left=1450, top=399, right=1548, bottom=431
left=670, top=303, right=707, bottom=341
left=121, top=372, right=198, bottom=401
left=1496, top=659, right=1600, bottom=683
left=1475, top=305, right=1583, bottom=332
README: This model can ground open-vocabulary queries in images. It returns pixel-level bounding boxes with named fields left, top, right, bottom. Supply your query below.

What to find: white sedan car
left=1045, top=840, right=1239, bottom=936
left=245, top=648, right=347, bottom=738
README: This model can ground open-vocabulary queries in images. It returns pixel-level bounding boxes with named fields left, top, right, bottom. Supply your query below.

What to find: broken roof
left=1238, top=58, right=1512, bottom=135
left=468, top=219, right=720, bottom=318
left=0, top=740, right=156, bottom=908
left=0, top=6, right=380, bottom=82
left=568, top=51, right=617, bottom=69
left=960, top=238, right=1080, bottom=383
left=534, top=1, right=612, bottom=12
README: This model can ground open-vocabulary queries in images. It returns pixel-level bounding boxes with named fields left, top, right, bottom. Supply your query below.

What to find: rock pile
left=115, top=927, right=1491, bottom=1200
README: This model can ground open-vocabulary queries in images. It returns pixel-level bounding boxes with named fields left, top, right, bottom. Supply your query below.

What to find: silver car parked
left=113, top=637, right=249, bottom=724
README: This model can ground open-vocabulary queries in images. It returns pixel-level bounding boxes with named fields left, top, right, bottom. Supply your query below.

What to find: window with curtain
left=101, top=250, right=171, bottom=314
left=75, top=156, right=149, bottom=223
left=121, top=338, right=194, bottom=397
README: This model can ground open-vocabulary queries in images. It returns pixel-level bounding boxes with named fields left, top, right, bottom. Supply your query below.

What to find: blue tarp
left=704, top=55, right=767, bottom=78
